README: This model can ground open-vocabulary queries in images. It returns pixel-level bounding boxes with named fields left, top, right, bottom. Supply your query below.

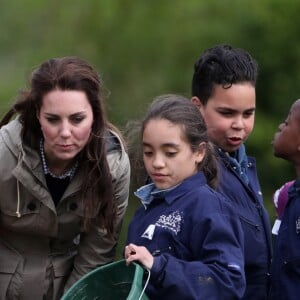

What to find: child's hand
left=124, top=243, right=154, bottom=269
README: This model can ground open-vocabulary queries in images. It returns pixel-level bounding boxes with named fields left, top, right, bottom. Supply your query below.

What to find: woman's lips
left=58, top=144, right=74, bottom=151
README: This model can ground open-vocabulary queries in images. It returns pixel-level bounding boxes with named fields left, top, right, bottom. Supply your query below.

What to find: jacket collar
left=134, top=171, right=207, bottom=209
left=217, top=144, right=249, bottom=184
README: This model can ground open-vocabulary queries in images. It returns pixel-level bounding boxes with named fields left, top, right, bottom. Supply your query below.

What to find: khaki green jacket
left=0, top=119, right=130, bottom=300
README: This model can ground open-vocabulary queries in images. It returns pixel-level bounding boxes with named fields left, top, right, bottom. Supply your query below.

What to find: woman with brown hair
left=0, top=56, right=130, bottom=299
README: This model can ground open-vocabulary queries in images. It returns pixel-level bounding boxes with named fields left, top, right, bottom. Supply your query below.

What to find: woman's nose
left=60, top=122, right=72, bottom=137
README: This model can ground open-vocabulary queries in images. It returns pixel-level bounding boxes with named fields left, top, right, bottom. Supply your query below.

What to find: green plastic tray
left=61, top=259, right=149, bottom=300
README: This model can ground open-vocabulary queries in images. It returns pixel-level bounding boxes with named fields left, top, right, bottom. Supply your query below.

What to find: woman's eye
left=46, top=117, right=59, bottom=123
left=71, top=116, right=84, bottom=123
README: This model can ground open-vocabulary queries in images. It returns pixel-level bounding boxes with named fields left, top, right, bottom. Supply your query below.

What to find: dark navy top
left=126, top=171, right=245, bottom=300
left=269, top=179, right=300, bottom=300
left=216, top=147, right=272, bottom=300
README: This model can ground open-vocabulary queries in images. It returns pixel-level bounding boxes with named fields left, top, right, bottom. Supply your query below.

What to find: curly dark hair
left=192, top=44, right=258, bottom=104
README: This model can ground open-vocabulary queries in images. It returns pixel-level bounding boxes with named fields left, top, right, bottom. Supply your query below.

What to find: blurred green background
left=1, top=0, right=298, bottom=258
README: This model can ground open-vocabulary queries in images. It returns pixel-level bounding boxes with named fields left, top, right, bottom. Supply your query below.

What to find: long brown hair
left=0, top=57, right=118, bottom=237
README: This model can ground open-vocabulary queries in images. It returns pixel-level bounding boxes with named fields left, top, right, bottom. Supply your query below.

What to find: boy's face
left=272, top=100, right=300, bottom=161
left=193, top=83, right=256, bottom=153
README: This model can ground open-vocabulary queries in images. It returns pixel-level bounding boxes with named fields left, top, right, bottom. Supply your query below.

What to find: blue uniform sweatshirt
left=126, top=171, right=245, bottom=299
left=216, top=147, right=272, bottom=300
left=270, top=179, right=300, bottom=300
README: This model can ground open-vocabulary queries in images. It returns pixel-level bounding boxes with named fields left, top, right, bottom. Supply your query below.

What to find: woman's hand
left=124, top=243, right=154, bottom=269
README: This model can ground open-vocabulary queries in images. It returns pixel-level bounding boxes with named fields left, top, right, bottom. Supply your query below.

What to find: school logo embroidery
left=155, top=210, right=183, bottom=235
left=296, top=217, right=300, bottom=234
left=141, top=224, right=156, bottom=240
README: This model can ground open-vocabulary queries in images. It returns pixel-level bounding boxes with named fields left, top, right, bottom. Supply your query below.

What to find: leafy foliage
left=0, top=0, right=298, bottom=254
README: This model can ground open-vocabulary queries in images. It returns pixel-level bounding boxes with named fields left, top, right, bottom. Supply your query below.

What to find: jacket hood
left=0, top=119, right=23, bottom=158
